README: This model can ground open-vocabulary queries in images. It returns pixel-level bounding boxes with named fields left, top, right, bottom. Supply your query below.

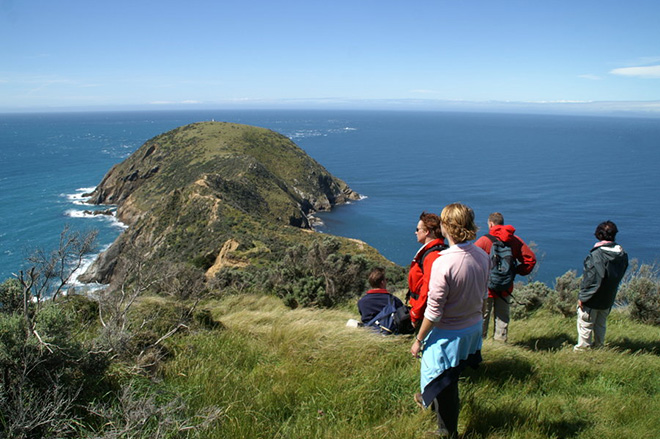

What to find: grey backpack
left=486, top=234, right=517, bottom=292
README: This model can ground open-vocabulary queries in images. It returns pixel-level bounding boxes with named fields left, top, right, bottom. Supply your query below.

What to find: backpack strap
left=408, top=242, right=447, bottom=302
left=485, top=233, right=500, bottom=245
left=365, top=294, right=396, bottom=332
left=406, top=241, right=449, bottom=304
left=415, top=242, right=447, bottom=271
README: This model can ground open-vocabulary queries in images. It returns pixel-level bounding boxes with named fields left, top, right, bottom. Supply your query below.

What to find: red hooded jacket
left=474, top=225, right=536, bottom=298
left=407, top=238, right=446, bottom=324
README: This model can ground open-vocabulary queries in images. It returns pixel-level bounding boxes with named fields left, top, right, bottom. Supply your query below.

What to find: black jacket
left=578, top=242, right=629, bottom=309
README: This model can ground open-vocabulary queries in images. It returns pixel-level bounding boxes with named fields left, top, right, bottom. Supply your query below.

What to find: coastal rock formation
left=79, top=122, right=365, bottom=285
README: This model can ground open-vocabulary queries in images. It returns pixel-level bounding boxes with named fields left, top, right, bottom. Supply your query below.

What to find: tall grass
left=162, top=295, right=660, bottom=439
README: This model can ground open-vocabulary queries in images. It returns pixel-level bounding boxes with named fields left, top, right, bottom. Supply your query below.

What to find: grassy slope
left=162, top=295, right=660, bottom=439
left=116, top=122, right=353, bottom=218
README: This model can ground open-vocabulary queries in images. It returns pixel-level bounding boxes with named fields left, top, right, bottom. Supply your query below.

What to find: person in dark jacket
left=574, top=221, right=628, bottom=351
left=357, top=267, right=403, bottom=325
left=474, top=212, right=536, bottom=342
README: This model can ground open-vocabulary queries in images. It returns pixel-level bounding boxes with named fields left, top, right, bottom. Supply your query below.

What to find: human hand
left=411, top=339, right=423, bottom=359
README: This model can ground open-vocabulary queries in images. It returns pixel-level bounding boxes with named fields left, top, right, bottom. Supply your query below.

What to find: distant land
left=3, top=99, right=660, bottom=117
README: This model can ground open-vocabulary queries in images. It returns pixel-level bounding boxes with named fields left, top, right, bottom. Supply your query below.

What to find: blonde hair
left=441, top=203, right=478, bottom=243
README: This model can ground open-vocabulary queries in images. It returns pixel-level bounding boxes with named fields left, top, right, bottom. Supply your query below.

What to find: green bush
left=209, top=237, right=377, bottom=309
left=268, top=238, right=371, bottom=308
left=545, top=270, right=580, bottom=317
left=618, top=263, right=660, bottom=326
left=0, top=300, right=110, bottom=438
left=59, top=293, right=99, bottom=326
left=0, top=279, right=23, bottom=314
left=510, top=281, right=554, bottom=319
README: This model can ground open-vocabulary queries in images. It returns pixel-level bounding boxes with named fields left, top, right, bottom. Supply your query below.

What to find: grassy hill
left=78, top=122, right=392, bottom=291
left=160, top=293, right=660, bottom=439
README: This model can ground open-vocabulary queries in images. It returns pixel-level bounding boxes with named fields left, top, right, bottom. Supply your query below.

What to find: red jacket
left=407, top=238, right=445, bottom=324
left=474, top=225, right=536, bottom=298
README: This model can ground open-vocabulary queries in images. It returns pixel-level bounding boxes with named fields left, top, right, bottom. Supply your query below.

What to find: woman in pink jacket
left=410, top=203, right=490, bottom=438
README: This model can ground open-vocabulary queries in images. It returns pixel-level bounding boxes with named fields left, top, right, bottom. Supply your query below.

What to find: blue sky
left=2, top=0, right=660, bottom=113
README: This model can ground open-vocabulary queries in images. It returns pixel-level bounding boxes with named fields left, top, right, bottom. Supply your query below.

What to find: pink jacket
left=424, top=242, right=490, bottom=330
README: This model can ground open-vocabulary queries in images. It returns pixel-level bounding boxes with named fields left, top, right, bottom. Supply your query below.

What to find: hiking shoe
left=414, top=392, right=425, bottom=409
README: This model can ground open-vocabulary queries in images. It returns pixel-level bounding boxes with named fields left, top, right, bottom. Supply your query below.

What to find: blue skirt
left=419, top=320, right=483, bottom=407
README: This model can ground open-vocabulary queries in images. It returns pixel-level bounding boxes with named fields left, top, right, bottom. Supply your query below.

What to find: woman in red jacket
left=407, top=212, right=447, bottom=327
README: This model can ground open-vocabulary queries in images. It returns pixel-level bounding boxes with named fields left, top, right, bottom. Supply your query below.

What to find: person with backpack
left=357, top=267, right=405, bottom=333
left=407, top=212, right=447, bottom=328
left=574, top=221, right=628, bottom=351
left=474, top=212, right=537, bottom=342
left=410, top=203, right=490, bottom=439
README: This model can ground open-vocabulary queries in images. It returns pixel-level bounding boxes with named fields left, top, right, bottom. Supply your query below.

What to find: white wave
left=64, top=187, right=96, bottom=204
left=65, top=209, right=90, bottom=218
left=288, top=129, right=324, bottom=139
left=64, top=209, right=127, bottom=229
left=69, top=244, right=112, bottom=291
left=285, top=126, right=357, bottom=140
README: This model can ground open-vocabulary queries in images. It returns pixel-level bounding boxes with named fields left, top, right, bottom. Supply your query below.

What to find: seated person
left=357, top=267, right=404, bottom=325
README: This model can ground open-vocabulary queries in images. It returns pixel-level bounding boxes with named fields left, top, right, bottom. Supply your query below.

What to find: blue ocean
left=1, top=110, right=659, bottom=286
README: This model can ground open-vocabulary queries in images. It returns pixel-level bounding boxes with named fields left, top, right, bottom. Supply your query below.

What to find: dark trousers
left=431, top=379, right=459, bottom=437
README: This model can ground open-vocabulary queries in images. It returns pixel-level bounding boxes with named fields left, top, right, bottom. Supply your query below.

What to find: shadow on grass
left=608, top=337, right=660, bottom=355
left=513, top=333, right=574, bottom=352
left=463, top=355, right=534, bottom=384
left=462, top=403, right=589, bottom=439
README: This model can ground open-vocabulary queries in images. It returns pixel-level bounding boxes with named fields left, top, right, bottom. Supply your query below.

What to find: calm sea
left=1, top=110, right=659, bottom=286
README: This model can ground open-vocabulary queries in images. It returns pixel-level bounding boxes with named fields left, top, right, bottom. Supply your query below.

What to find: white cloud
left=578, top=74, right=602, bottom=80
left=610, top=65, right=660, bottom=78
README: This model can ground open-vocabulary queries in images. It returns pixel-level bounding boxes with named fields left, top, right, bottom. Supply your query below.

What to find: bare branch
left=153, top=323, right=189, bottom=347
left=32, top=329, right=55, bottom=354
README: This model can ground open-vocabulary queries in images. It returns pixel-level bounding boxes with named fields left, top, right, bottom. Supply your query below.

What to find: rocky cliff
left=79, top=122, right=373, bottom=286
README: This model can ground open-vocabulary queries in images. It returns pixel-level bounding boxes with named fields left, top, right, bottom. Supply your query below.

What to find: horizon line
left=2, top=98, right=660, bottom=117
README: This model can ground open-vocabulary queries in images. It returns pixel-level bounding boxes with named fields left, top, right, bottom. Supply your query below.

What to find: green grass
left=162, top=296, right=660, bottom=439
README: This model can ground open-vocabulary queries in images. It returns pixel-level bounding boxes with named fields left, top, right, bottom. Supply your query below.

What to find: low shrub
left=59, top=293, right=100, bottom=326
left=545, top=270, right=580, bottom=317
left=0, top=278, right=22, bottom=314
left=268, top=238, right=371, bottom=308
left=211, top=237, right=381, bottom=309
left=0, top=300, right=110, bottom=438
left=618, top=262, right=660, bottom=326
left=510, top=281, right=554, bottom=319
